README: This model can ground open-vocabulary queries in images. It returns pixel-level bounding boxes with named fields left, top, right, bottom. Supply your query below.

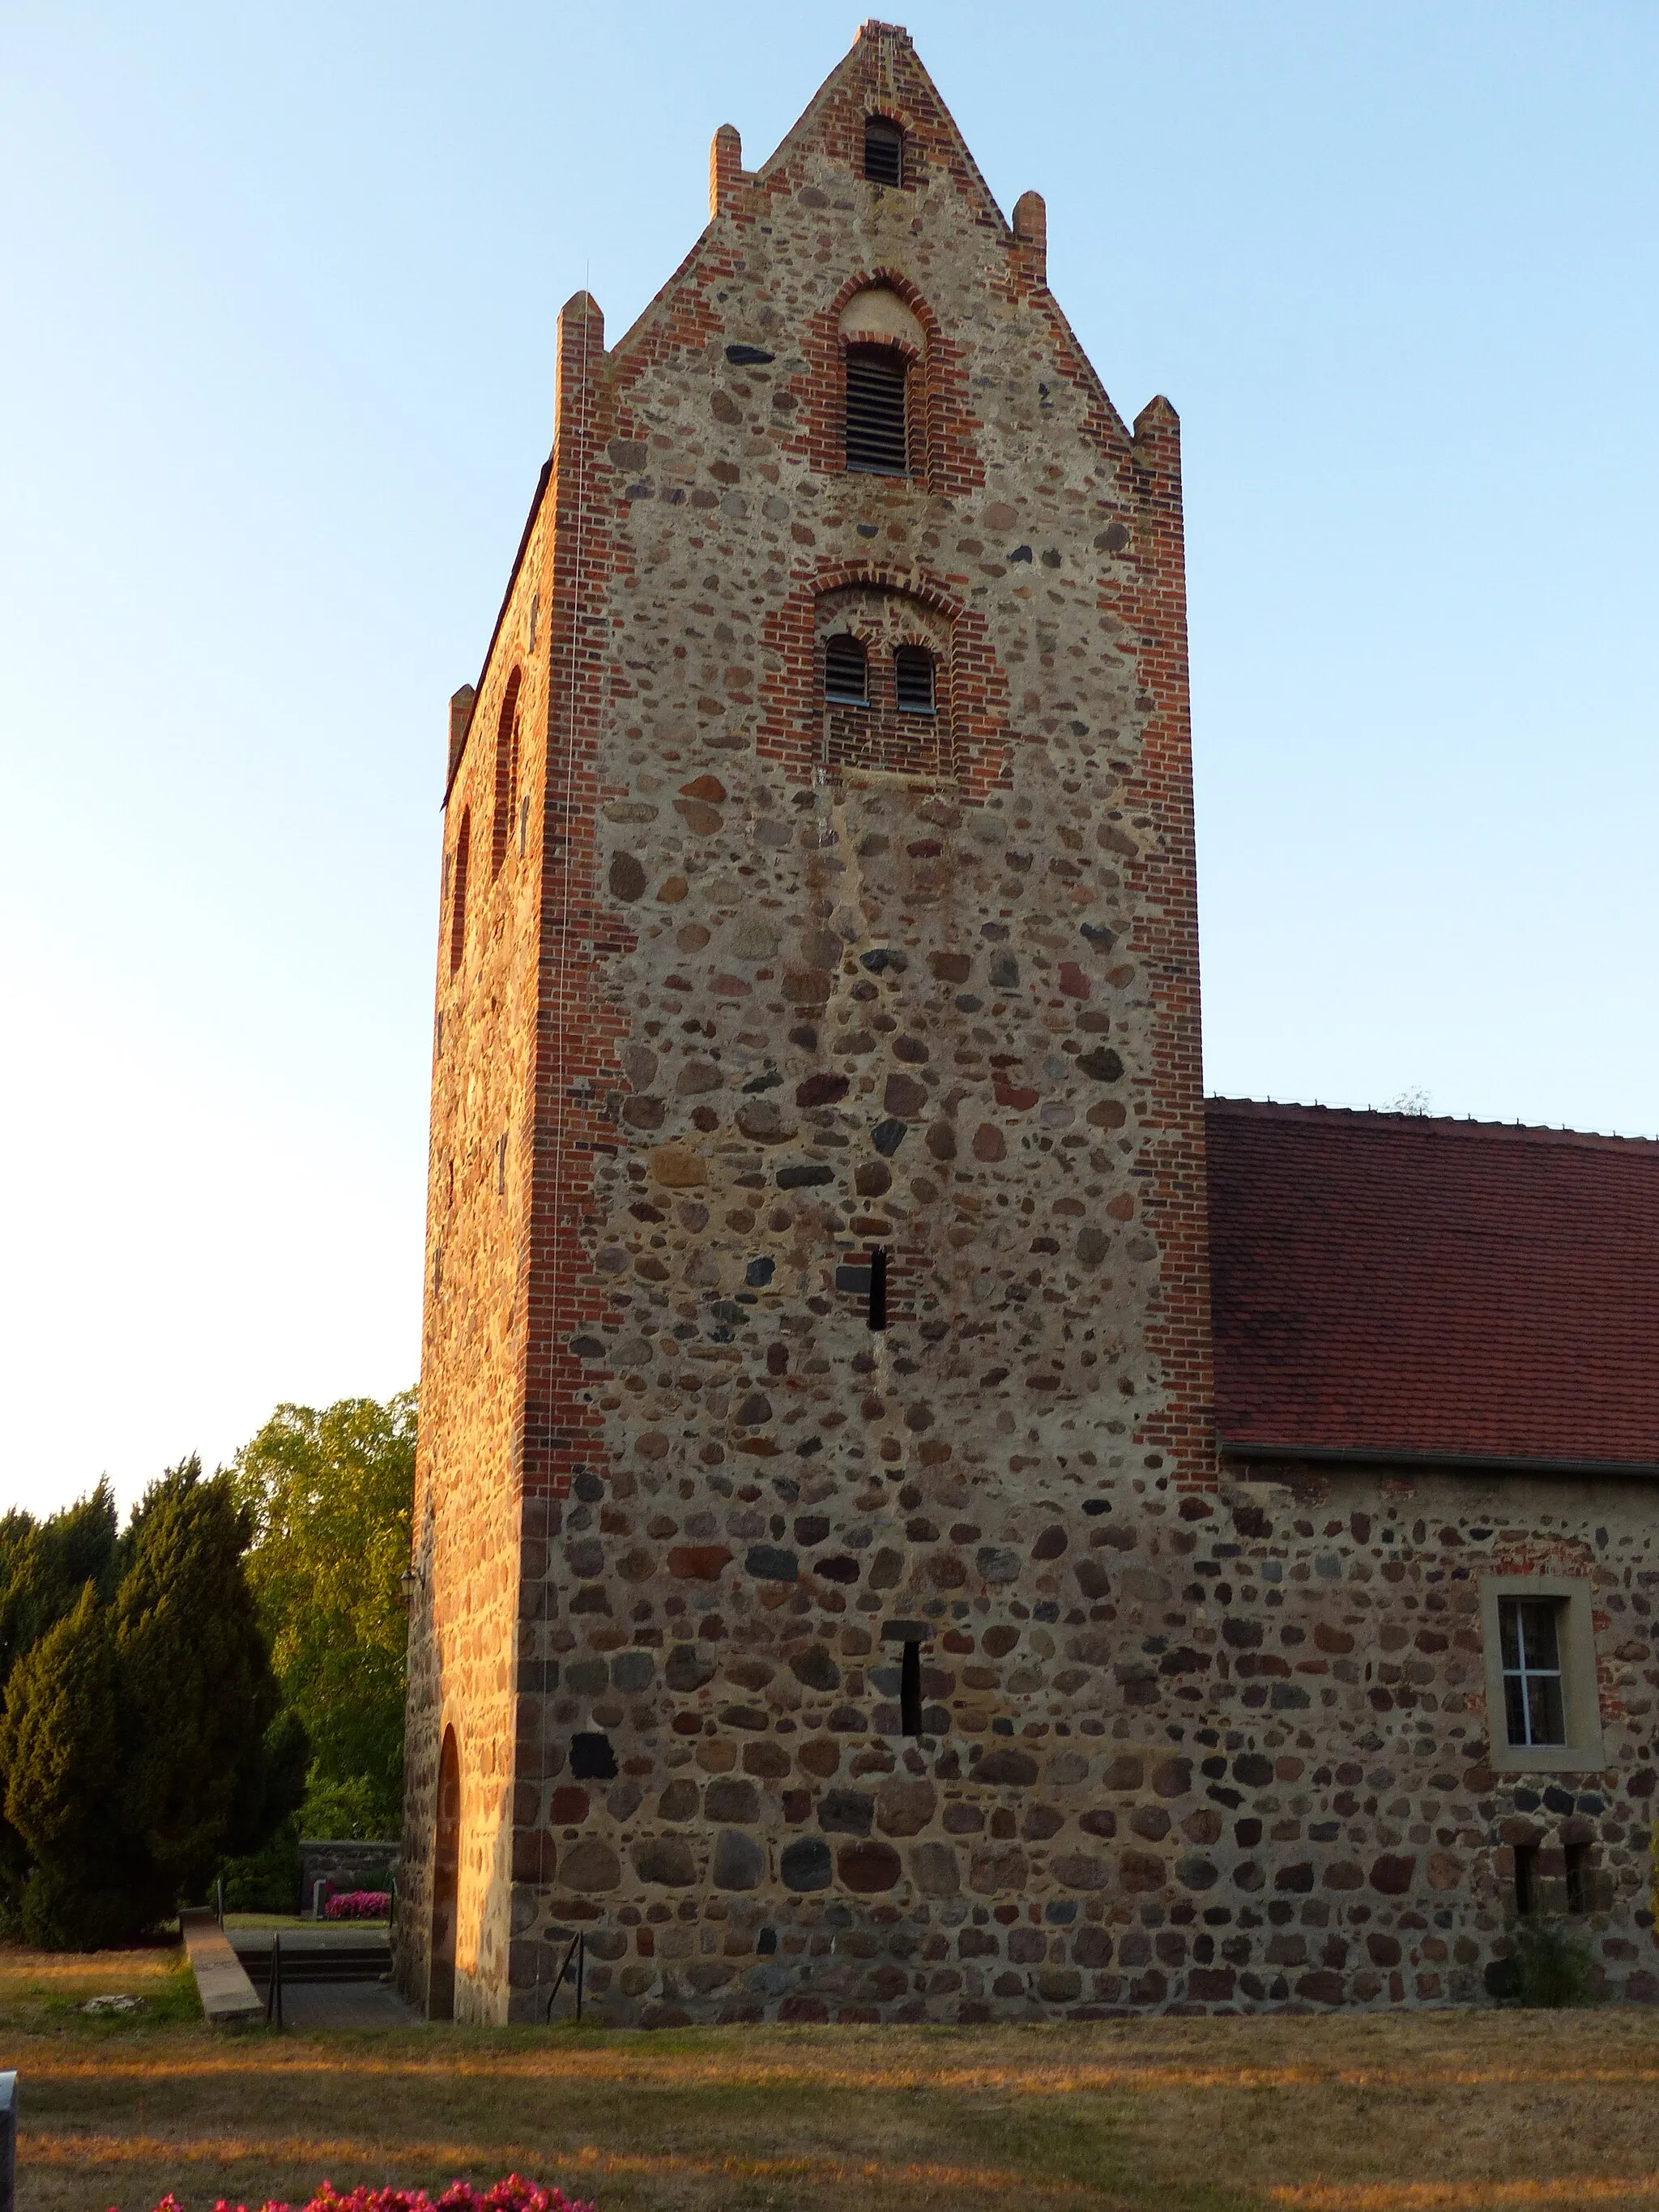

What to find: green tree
left=0, top=1584, right=150, bottom=1947
left=0, top=1486, right=121, bottom=1914
left=0, top=1485, right=118, bottom=1682
left=0, top=1461, right=305, bottom=1948
left=232, top=1393, right=415, bottom=1835
left=115, top=1459, right=301, bottom=1893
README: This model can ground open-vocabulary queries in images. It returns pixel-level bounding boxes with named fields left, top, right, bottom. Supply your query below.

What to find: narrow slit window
left=864, top=116, right=903, bottom=187
left=845, top=345, right=909, bottom=475
left=449, top=809, right=471, bottom=976
left=899, top=1640, right=922, bottom=1736
left=1499, top=1597, right=1567, bottom=1747
left=893, top=646, right=936, bottom=714
left=569, top=1731, right=617, bottom=1781
left=491, top=668, right=522, bottom=876
left=825, top=633, right=868, bottom=704
left=1513, top=1841, right=1538, bottom=1916
left=1564, top=1839, right=1591, bottom=1916
left=868, top=1246, right=889, bottom=1331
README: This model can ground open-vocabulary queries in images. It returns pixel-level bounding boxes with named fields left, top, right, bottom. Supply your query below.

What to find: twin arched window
left=823, top=634, right=936, bottom=715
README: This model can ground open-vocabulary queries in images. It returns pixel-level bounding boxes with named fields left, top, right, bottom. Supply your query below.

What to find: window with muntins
left=1499, top=1596, right=1567, bottom=1747
left=824, top=633, right=868, bottom=704
left=864, top=116, right=903, bottom=186
left=845, top=345, right=909, bottom=475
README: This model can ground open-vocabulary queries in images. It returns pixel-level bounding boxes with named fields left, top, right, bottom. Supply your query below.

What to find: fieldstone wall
left=299, top=1839, right=399, bottom=1913
left=516, top=1467, right=1657, bottom=2022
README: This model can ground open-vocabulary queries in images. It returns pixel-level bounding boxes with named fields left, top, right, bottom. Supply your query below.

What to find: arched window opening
left=824, top=633, right=868, bottom=705
left=490, top=669, right=522, bottom=877
left=893, top=646, right=936, bottom=714
left=429, top=1727, right=460, bottom=2022
left=864, top=116, right=903, bottom=187
left=449, top=810, right=471, bottom=976
left=845, top=344, right=909, bottom=475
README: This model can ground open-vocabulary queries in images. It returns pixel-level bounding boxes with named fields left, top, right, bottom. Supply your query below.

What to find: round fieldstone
left=818, top=1787, right=873, bottom=1836
left=973, top=1747, right=1038, bottom=1788
left=560, top=1840, right=621, bottom=1893
left=1051, top=1851, right=1109, bottom=1890
left=781, top=1838, right=833, bottom=1892
left=789, top=1642, right=841, bottom=1691
left=633, top=1836, right=696, bottom=1886
left=837, top=1841, right=901, bottom=1893
left=608, top=852, right=646, bottom=901
left=911, top=1842, right=960, bottom=1898
left=1370, top=1853, right=1417, bottom=1896
left=705, top=1777, right=759, bottom=1823
left=712, top=1830, right=764, bottom=1890
left=969, top=1845, right=1027, bottom=1894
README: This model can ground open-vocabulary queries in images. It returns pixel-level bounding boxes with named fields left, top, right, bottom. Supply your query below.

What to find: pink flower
left=150, top=2178, right=594, bottom=2212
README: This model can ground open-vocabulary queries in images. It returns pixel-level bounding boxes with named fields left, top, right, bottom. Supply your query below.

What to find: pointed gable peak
left=747, top=18, right=1011, bottom=241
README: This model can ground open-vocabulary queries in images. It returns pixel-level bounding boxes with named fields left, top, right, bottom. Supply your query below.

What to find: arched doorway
left=429, top=1727, right=460, bottom=2021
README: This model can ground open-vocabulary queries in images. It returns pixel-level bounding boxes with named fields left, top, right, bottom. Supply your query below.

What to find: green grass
left=7, top=1941, right=1659, bottom=2212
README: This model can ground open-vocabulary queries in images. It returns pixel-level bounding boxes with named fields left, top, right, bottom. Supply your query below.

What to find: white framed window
left=1479, top=1574, right=1602, bottom=1772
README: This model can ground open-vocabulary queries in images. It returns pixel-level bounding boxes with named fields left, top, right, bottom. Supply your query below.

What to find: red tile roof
left=1205, top=1098, right=1659, bottom=1470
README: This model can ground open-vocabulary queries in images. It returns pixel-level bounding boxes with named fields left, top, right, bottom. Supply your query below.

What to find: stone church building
left=398, top=23, right=1659, bottom=2022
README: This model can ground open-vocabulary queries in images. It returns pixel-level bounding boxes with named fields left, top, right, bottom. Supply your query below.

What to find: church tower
left=399, top=20, right=1216, bottom=2025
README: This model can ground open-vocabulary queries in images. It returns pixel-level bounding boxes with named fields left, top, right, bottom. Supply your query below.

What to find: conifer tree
left=0, top=1462, right=305, bottom=1947
left=113, top=1460, right=296, bottom=1899
left=0, top=1583, right=145, bottom=1948
left=0, top=1487, right=120, bottom=1912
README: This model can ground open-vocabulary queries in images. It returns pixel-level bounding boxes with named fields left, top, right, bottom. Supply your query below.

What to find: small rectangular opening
left=1564, top=1839, right=1591, bottom=1916
left=899, top=1639, right=922, bottom=1735
left=868, top=1247, right=888, bottom=1331
left=569, top=1731, right=617, bottom=1781
left=1513, top=1841, right=1539, bottom=1916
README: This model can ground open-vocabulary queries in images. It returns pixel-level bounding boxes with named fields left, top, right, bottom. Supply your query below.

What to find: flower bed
left=154, top=2176, right=593, bottom=2212
left=322, top=1889, right=391, bottom=1920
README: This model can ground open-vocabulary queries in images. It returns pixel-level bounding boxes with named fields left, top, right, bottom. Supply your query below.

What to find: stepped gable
left=1207, top=1097, right=1659, bottom=1468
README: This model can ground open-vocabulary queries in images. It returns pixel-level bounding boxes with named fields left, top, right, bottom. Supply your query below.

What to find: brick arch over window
left=758, top=560, right=1018, bottom=797
left=490, top=667, right=522, bottom=877
left=797, top=270, right=982, bottom=497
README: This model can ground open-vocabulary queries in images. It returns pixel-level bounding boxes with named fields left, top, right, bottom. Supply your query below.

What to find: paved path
left=273, top=1980, right=421, bottom=2029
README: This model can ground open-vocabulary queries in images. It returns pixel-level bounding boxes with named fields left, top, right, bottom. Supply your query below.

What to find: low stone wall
left=299, top=1839, right=399, bottom=1915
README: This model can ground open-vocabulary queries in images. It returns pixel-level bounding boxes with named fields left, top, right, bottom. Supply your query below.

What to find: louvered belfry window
left=824, top=633, right=868, bottom=704
left=845, top=345, right=909, bottom=475
left=893, top=646, right=936, bottom=714
left=864, top=116, right=903, bottom=186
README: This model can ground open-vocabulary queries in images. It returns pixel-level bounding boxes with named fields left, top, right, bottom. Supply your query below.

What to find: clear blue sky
left=3, top=2, right=1655, bottom=1518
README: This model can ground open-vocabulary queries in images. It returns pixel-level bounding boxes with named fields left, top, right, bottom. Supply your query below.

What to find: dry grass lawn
left=7, top=1941, right=1659, bottom=2212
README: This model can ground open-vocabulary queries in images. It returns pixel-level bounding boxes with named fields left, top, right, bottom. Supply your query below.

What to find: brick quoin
left=399, top=22, right=1654, bottom=2031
